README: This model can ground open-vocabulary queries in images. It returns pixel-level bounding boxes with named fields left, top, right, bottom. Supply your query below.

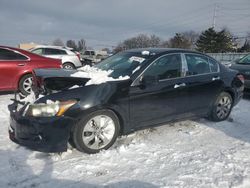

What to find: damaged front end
left=8, top=69, right=85, bottom=152
left=32, top=68, right=90, bottom=97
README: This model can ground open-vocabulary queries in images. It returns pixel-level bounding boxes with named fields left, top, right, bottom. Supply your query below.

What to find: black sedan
left=230, top=53, right=250, bottom=91
left=8, top=48, right=244, bottom=154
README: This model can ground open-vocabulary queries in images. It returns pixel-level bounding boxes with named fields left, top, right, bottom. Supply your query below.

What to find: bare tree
left=113, top=42, right=124, bottom=53
left=101, top=48, right=111, bottom=53
left=78, top=39, right=86, bottom=51
left=160, top=40, right=169, bottom=48
left=66, top=40, right=77, bottom=50
left=115, top=34, right=163, bottom=50
left=149, top=34, right=161, bottom=47
left=52, top=38, right=64, bottom=46
left=180, top=31, right=200, bottom=49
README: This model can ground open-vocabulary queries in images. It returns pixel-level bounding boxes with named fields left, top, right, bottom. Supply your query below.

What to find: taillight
left=237, top=74, right=244, bottom=84
left=76, top=52, right=81, bottom=61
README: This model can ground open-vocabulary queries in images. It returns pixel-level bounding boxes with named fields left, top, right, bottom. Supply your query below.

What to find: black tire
left=63, top=62, right=75, bottom=69
left=18, top=74, right=33, bottom=96
left=209, top=92, right=233, bottom=122
left=72, top=110, right=120, bottom=154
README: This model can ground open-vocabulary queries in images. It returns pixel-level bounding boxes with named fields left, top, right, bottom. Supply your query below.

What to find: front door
left=129, top=53, right=189, bottom=129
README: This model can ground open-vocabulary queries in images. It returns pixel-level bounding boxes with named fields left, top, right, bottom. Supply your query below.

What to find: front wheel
left=209, top=92, right=233, bottom=122
left=72, top=110, right=120, bottom=154
left=18, top=74, right=33, bottom=96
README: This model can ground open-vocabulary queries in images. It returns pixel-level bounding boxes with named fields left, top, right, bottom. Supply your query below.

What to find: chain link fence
left=207, top=53, right=249, bottom=64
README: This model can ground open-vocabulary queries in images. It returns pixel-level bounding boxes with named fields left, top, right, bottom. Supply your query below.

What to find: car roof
left=32, top=45, right=73, bottom=50
left=0, top=45, right=32, bottom=54
left=125, top=48, right=204, bottom=55
left=0, top=45, right=53, bottom=59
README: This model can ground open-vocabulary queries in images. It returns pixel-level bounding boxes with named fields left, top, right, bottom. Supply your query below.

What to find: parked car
left=0, top=46, right=61, bottom=96
left=30, top=46, right=82, bottom=69
left=230, top=53, right=250, bottom=92
left=8, top=48, right=244, bottom=154
left=81, top=50, right=108, bottom=65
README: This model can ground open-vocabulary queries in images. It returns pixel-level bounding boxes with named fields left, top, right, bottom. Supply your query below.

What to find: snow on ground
left=1, top=94, right=250, bottom=188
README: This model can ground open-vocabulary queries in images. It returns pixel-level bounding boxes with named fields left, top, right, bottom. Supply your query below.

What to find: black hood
left=33, top=68, right=90, bottom=93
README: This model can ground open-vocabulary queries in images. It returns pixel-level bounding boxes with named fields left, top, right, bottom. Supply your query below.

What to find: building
left=18, top=43, right=39, bottom=50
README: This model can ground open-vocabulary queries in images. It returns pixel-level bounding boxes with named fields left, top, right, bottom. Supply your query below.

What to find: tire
left=18, top=74, right=33, bottom=96
left=63, top=62, right=75, bottom=69
left=209, top=92, right=233, bottom=122
left=72, top=110, right=120, bottom=154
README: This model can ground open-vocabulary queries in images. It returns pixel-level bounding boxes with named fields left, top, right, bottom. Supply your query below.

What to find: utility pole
left=212, top=3, right=218, bottom=29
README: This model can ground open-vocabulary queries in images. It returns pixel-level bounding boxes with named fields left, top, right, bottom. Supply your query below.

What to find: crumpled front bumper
left=8, top=102, right=75, bottom=153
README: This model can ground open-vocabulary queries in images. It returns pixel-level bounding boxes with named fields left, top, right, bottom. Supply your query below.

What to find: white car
left=30, top=46, right=82, bottom=69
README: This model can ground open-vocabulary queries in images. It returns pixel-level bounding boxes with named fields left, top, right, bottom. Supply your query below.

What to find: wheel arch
left=223, top=88, right=235, bottom=104
left=72, top=105, right=128, bottom=136
left=63, top=62, right=76, bottom=68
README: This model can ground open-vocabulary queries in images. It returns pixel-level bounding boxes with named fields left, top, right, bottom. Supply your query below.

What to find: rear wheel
left=72, top=110, right=120, bottom=154
left=63, top=62, right=75, bottom=69
left=18, top=74, right=33, bottom=96
left=209, top=92, right=233, bottom=122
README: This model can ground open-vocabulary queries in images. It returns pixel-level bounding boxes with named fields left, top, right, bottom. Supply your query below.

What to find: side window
left=44, top=48, right=66, bottom=55
left=209, top=58, right=219, bottom=72
left=185, top=54, right=210, bottom=75
left=143, top=54, right=182, bottom=80
left=31, top=48, right=43, bottom=55
left=0, top=48, right=28, bottom=60
left=84, top=51, right=90, bottom=55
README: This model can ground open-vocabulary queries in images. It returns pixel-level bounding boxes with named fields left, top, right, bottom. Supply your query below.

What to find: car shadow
left=0, top=147, right=158, bottom=188
left=243, top=93, right=250, bottom=100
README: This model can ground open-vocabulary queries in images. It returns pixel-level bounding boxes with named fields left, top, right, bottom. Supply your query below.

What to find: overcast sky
left=0, top=0, right=249, bottom=49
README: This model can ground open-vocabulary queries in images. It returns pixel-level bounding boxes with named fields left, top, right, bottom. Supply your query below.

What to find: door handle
left=17, top=63, right=25, bottom=66
left=174, top=83, right=186, bottom=89
left=212, top=76, right=220, bottom=81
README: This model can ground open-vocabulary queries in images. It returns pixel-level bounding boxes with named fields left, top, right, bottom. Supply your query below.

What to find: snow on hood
left=70, top=65, right=130, bottom=86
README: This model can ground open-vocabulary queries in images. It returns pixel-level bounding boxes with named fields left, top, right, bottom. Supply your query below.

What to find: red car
left=0, top=46, right=61, bottom=96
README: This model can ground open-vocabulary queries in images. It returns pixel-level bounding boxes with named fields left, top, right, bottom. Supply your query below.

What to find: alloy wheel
left=63, top=64, right=74, bottom=69
left=216, top=96, right=232, bottom=119
left=23, top=77, right=33, bottom=94
left=82, top=115, right=115, bottom=150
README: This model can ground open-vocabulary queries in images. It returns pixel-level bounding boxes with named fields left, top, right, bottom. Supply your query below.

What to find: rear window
left=0, top=48, right=28, bottom=60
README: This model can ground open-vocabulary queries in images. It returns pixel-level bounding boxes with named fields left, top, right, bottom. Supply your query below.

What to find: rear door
left=0, top=48, right=29, bottom=91
left=129, top=53, right=189, bottom=128
left=183, top=53, right=223, bottom=115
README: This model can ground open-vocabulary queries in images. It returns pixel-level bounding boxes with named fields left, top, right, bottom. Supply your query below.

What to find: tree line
left=52, top=38, right=87, bottom=51
left=114, top=27, right=250, bottom=53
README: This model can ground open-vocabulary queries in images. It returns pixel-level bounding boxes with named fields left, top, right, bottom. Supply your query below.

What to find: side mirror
left=139, top=75, right=158, bottom=86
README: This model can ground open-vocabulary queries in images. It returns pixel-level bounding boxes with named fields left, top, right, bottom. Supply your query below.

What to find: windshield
left=95, top=52, right=152, bottom=78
